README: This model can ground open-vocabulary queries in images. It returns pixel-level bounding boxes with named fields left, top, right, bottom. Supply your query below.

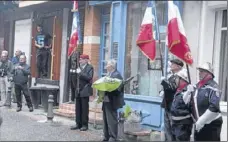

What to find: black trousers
left=70, top=80, right=76, bottom=102
left=103, top=102, right=118, bottom=141
left=75, top=97, right=89, bottom=127
left=172, top=118, right=193, bottom=141
left=15, top=84, right=33, bottom=108
left=36, top=51, right=49, bottom=78
left=195, top=117, right=223, bottom=141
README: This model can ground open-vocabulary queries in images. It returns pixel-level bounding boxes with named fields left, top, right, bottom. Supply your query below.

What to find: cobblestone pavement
left=0, top=106, right=103, bottom=141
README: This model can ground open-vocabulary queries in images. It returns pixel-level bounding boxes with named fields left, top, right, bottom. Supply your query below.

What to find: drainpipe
left=197, top=1, right=207, bottom=81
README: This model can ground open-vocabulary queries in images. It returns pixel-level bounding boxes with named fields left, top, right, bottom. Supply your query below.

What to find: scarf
left=198, top=75, right=213, bottom=88
left=176, top=81, right=188, bottom=94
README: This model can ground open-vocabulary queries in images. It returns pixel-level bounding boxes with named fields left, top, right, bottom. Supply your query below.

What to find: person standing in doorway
left=34, top=24, right=52, bottom=78
left=70, top=54, right=94, bottom=131
left=12, top=55, right=33, bottom=112
left=0, top=51, right=13, bottom=107
left=160, top=59, right=184, bottom=141
left=102, top=59, right=125, bottom=141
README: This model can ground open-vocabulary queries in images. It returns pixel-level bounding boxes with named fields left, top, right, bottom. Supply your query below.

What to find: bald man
left=12, top=55, right=33, bottom=112
left=0, top=51, right=13, bottom=107
left=11, top=49, right=22, bottom=65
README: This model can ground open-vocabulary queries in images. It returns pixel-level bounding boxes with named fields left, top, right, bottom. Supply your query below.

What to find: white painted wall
left=14, top=19, right=32, bottom=65
left=183, top=1, right=227, bottom=83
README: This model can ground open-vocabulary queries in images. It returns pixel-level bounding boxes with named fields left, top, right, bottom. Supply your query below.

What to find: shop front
left=89, top=1, right=183, bottom=131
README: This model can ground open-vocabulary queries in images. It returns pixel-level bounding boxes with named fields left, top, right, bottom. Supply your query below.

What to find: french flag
left=136, top=1, right=157, bottom=61
left=68, top=1, right=80, bottom=57
left=166, top=1, right=193, bottom=65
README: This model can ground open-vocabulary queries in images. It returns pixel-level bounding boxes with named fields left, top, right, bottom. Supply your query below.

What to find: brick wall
left=83, top=4, right=101, bottom=100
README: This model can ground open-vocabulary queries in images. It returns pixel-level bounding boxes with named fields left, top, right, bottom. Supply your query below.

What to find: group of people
left=161, top=59, right=223, bottom=141
left=0, top=49, right=33, bottom=112
left=69, top=53, right=124, bottom=141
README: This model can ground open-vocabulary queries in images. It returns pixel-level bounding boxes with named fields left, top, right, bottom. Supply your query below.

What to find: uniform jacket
left=171, top=88, right=192, bottom=118
left=103, top=70, right=125, bottom=110
left=161, top=74, right=177, bottom=111
left=12, top=63, right=30, bottom=85
left=76, top=63, right=94, bottom=98
left=195, top=79, right=221, bottom=117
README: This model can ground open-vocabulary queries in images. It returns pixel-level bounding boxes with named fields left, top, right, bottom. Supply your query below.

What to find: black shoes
left=16, top=107, right=33, bottom=112
left=16, top=107, right=22, bottom=112
left=29, top=107, right=34, bottom=112
left=80, top=126, right=88, bottom=131
left=70, top=125, right=88, bottom=131
left=70, top=125, right=81, bottom=130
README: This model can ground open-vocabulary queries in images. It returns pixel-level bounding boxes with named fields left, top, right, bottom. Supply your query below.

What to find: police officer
left=12, top=55, right=33, bottom=112
left=160, top=59, right=184, bottom=141
left=188, top=62, right=223, bottom=141
left=0, top=51, right=13, bottom=107
left=170, top=69, right=193, bottom=141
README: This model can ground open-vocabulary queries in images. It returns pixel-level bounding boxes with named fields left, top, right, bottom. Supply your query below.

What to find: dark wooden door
left=30, top=12, right=62, bottom=80
left=51, top=15, right=62, bottom=80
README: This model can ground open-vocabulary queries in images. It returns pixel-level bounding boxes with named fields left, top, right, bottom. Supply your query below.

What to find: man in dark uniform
left=34, top=25, right=52, bottom=78
left=170, top=69, right=193, bottom=141
left=188, top=62, right=223, bottom=141
left=12, top=55, right=33, bottom=112
left=71, top=54, right=94, bottom=131
left=102, top=59, right=125, bottom=141
left=160, top=59, right=184, bottom=141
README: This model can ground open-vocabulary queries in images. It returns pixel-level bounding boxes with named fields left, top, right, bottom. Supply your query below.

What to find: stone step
left=54, top=109, right=103, bottom=125
left=58, top=102, right=102, bottom=113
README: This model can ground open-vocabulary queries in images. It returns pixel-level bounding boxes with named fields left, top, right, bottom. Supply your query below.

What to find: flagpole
left=152, top=1, right=164, bottom=76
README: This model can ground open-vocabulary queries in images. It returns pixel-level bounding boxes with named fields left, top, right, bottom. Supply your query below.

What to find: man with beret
left=71, top=54, right=94, bottom=131
left=160, top=59, right=184, bottom=141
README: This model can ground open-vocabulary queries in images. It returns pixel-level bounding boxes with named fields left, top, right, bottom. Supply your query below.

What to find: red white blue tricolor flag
left=166, top=1, right=193, bottom=65
left=68, top=1, right=82, bottom=57
left=136, top=1, right=158, bottom=61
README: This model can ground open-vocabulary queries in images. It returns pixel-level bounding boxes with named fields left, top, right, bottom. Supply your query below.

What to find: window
left=218, top=10, right=227, bottom=101
left=124, top=1, right=168, bottom=96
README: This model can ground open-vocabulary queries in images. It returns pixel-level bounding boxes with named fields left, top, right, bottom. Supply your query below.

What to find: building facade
left=0, top=1, right=226, bottom=131
left=85, top=1, right=227, bottom=130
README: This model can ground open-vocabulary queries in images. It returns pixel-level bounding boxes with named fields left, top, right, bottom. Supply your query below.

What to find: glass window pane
left=105, top=23, right=110, bottom=35
left=222, top=10, right=227, bottom=28
left=124, top=2, right=165, bottom=96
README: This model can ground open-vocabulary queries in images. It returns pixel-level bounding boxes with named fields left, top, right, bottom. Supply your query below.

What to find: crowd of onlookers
left=0, top=49, right=33, bottom=112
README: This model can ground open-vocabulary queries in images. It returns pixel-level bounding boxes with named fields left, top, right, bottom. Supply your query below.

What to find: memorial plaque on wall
left=112, top=42, right=118, bottom=59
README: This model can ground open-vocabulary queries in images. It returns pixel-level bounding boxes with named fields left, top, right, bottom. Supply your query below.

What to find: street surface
left=0, top=106, right=103, bottom=141
left=0, top=103, right=227, bottom=141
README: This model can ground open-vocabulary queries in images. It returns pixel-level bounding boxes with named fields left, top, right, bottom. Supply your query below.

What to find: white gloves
left=159, top=91, right=164, bottom=97
left=76, top=68, right=81, bottom=74
left=195, top=109, right=220, bottom=132
left=160, top=76, right=166, bottom=81
left=187, top=84, right=195, bottom=92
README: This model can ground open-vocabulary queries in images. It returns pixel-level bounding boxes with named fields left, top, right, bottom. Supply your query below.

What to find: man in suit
left=102, top=59, right=125, bottom=141
left=70, top=54, right=94, bottom=131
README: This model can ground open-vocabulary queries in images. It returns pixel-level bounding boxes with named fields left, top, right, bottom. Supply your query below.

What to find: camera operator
left=0, top=51, right=13, bottom=107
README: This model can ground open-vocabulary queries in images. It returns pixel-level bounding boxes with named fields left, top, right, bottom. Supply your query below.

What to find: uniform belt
left=171, top=114, right=191, bottom=120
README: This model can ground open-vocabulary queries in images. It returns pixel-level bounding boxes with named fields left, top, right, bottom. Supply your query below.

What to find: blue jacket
left=11, top=56, right=19, bottom=65
left=171, top=88, right=192, bottom=117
